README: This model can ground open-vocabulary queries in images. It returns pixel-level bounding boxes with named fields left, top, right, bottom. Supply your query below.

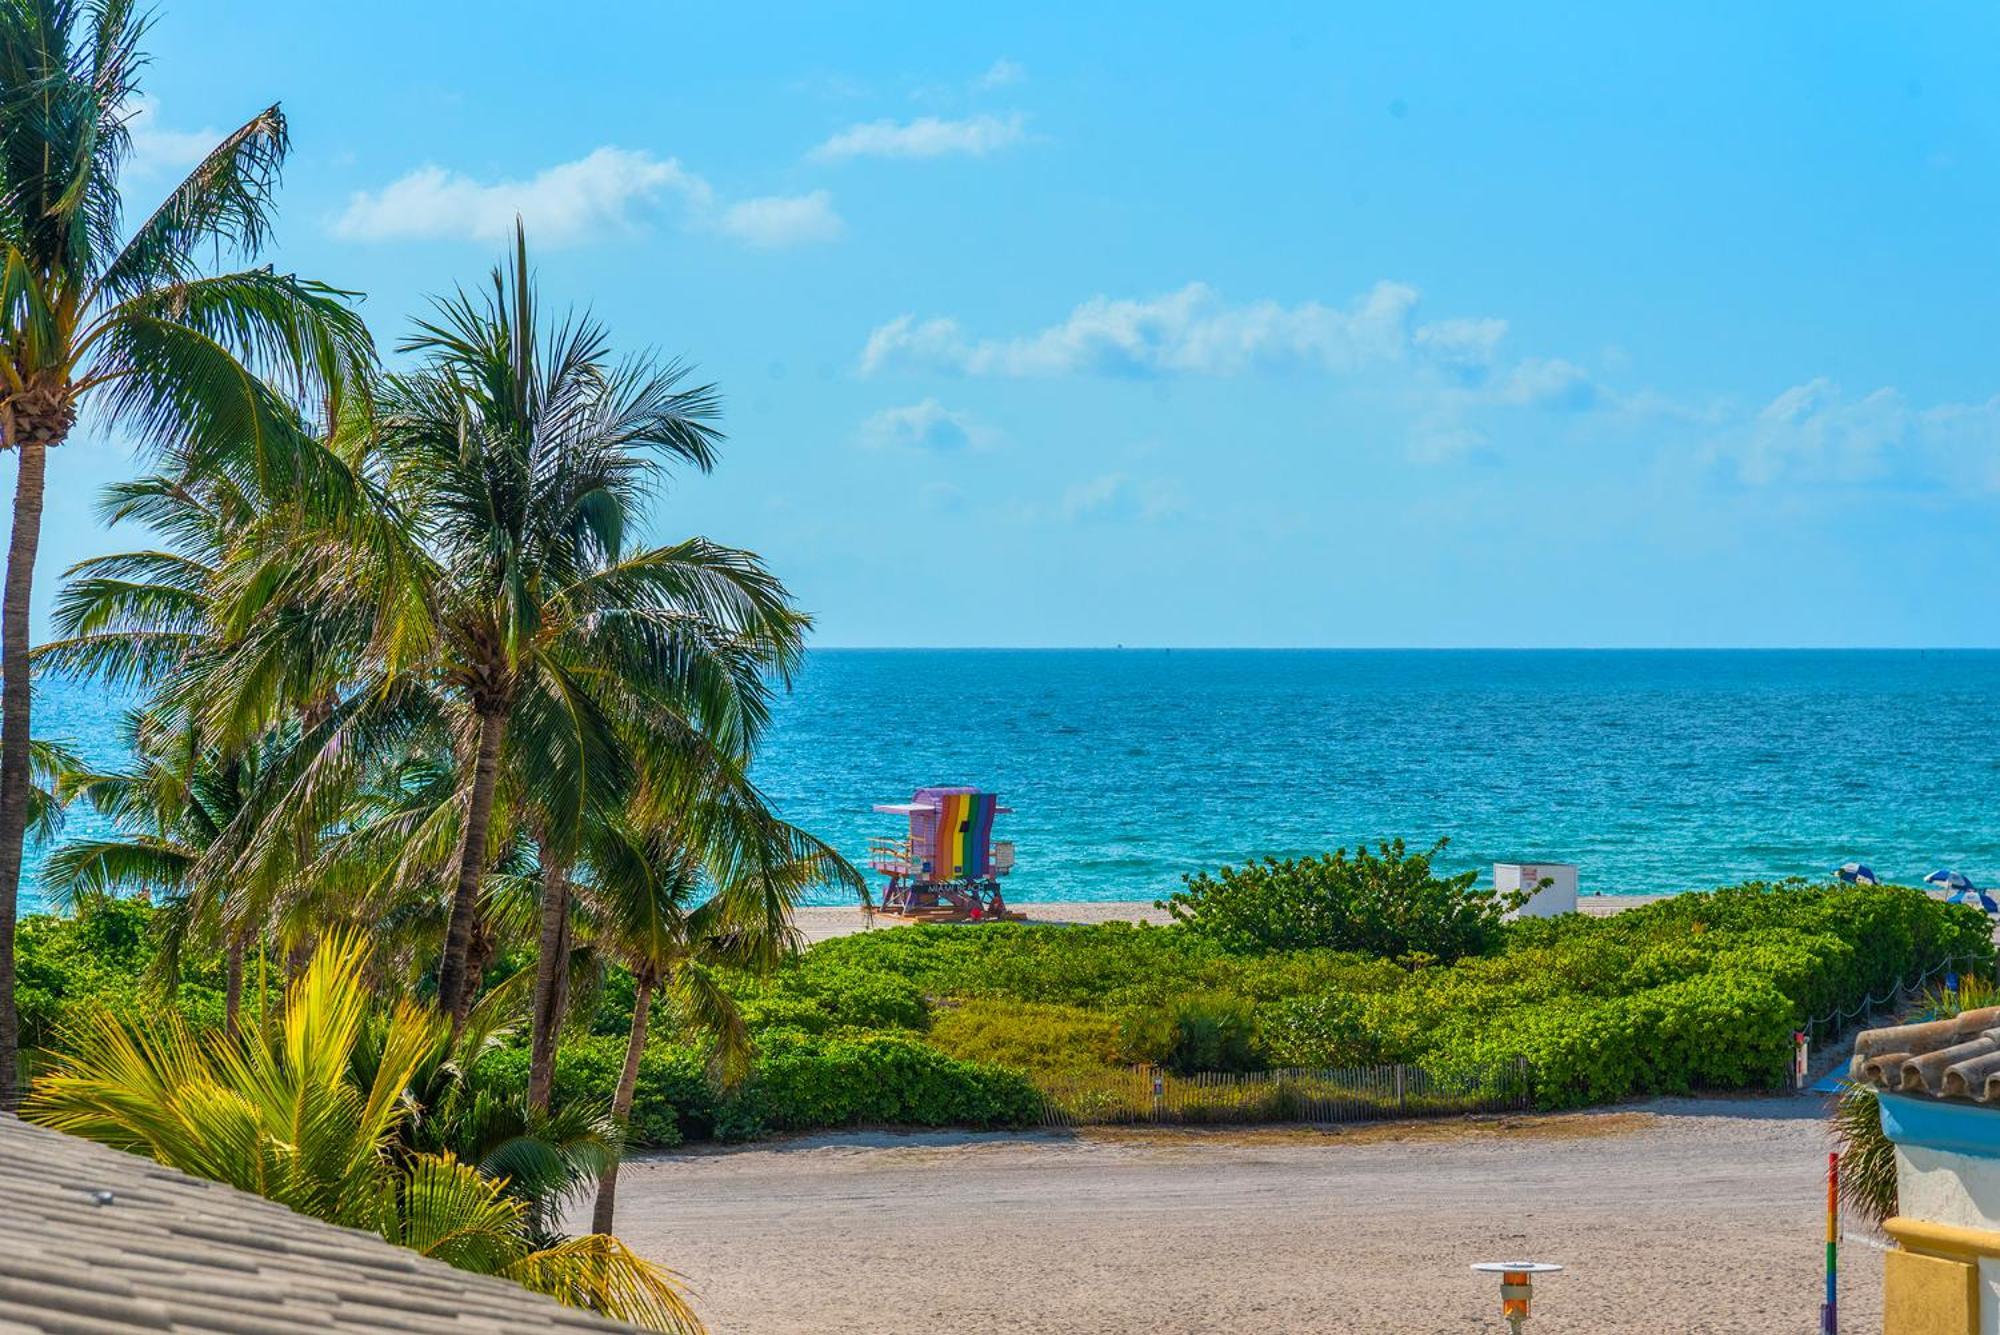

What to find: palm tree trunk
left=590, top=971, right=653, bottom=1236
left=224, top=932, right=246, bottom=1038
left=527, top=849, right=571, bottom=1115
left=0, top=438, right=49, bottom=1110
left=284, top=935, right=313, bottom=984
left=438, top=709, right=507, bottom=1019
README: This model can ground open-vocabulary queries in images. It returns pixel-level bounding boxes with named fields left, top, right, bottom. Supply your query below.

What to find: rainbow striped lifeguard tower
left=869, top=787, right=1018, bottom=919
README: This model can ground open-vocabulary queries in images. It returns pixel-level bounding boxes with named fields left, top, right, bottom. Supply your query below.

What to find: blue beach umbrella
left=1947, top=887, right=2000, bottom=915
left=1834, top=862, right=1878, bottom=885
left=1926, top=869, right=1978, bottom=893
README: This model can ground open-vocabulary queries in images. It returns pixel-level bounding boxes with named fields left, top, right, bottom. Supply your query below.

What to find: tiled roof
left=0, top=1113, right=644, bottom=1333
left=1850, top=1005, right=2000, bottom=1103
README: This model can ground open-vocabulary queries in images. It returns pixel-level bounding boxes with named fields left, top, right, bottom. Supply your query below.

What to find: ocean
left=26, top=649, right=2000, bottom=911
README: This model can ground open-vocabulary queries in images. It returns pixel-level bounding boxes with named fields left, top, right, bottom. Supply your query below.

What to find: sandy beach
left=793, top=893, right=1668, bottom=942
left=584, top=1094, right=1868, bottom=1334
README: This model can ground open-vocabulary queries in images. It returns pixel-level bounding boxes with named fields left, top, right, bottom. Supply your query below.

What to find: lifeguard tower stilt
left=869, top=787, right=1019, bottom=921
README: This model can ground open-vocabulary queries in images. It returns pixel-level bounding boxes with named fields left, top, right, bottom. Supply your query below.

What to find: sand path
left=792, top=894, right=1663, bottom=942
left=584, top=1095, right=1871, bottom=1334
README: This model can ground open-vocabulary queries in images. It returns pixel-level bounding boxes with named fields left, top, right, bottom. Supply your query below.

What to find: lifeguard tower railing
left=868, top=833, right=1015, bottom=880
left=868, top=833, right=928, bottom=878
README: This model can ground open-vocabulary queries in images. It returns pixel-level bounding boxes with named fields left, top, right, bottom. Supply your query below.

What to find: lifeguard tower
left=869, top=786, right=1018, bottom=920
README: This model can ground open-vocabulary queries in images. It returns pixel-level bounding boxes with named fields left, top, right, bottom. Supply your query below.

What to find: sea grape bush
left=1159, top=838, right=1525, bottom=963
left=20, top=876, right=1994, bottom=1133
left=477, top=1029, right=1039, bottom=1145
left=822, top=877, right=1990, bottom=1112
left=14, top=898, right=226, bottom=1048
left=745, top=1031, right=1041, bottom=1131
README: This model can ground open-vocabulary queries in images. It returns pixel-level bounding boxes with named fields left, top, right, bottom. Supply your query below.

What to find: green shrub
left=14, top=898, right=227, bottom=1051
left=474, top=1037, right=716, bottom=1148
left=804, top=921, right=1395, bottom=1012
left=27, top=877, right=1991, bottom=1136
left=744, top=1030, right=1041, bottom=1131
left=1433, top=970, right=1798, bottom=1108
left=1159, top=838, right=1521, bottom=962
left=1121, top=994, right=1264, bottom=1074
left=1627, top=970, right=1795, bottom=1091
left=734, top=960, right=931, bottom=1035
left=1260, top=992, right=1386, bottom=1069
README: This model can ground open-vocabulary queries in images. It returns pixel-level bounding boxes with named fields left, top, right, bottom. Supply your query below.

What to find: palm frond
left=97, top=105, right=289, bottom=300
left=102, top=266, right=372, bottom=416
left=504, top=1233, right=702, bottom=1334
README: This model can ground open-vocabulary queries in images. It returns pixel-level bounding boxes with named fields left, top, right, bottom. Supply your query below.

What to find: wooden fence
left=1037, top=1059, right=1532, bottom=1129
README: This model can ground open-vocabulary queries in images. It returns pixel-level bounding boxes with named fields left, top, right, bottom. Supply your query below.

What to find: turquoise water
left=29, top=649, right=2000, bottom=909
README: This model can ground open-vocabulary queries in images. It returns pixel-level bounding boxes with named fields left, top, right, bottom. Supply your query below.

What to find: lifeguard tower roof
left=872, top=788, right=1014, bottom=817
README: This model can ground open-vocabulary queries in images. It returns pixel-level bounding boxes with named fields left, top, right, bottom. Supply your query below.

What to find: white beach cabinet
left=1494, top=862, right=1579, bottom=918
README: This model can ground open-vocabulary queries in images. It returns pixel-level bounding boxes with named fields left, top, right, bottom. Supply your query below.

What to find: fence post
left=1395, top=1064, right=1407, bottom=1113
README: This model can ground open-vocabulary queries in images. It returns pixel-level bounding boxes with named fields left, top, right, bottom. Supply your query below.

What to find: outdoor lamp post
left=1471, top=1262, right=1563, bottom=1334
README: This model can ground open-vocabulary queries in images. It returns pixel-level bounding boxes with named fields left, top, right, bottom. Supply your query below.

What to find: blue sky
left=22, top=1, right=2000, bottom=646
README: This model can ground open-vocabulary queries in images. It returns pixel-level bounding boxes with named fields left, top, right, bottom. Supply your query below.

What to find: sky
left=19, top=1, right=2000, bottom=647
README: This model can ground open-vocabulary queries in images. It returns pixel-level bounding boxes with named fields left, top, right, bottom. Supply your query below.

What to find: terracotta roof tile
left=1850, top=1005, right=2000, bottom=1102
left=0, top=1114, right=644, bottom=1334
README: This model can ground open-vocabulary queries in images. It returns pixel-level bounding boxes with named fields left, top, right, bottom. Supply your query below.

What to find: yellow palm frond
left=505, top=1232, right=703, bottom=1335
left=394, top=1152, right=529, bottom=1275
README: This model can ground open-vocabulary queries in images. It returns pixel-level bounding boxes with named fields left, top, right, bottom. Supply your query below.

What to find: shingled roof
left=1851, top=1004, right=2000, bottom=1103
left=0, top=1112, right=647, bottom=1334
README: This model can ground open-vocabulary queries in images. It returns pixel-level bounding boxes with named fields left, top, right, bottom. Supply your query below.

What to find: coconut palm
left=579, top=792, right=861, bottom=1235
left=40, top=712, right=270, bottom=1032
left=343, top=225, right=809, bottom=1022
left=25, top=930, right=702, bottom=1332
left=0, top=0, right=371, bottom=1104
left=35, top=463, right=385, bottom=1027
left=24, top=735, right=85, bottom=843
left=520, top=703, right=864, bottom=1114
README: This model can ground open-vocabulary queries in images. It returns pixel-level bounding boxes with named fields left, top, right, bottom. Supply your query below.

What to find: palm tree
left=352, top=224, right=809, bottom=1021
left=0, top=0, right=371, bottom=1104
left=40, top=712, right=268, bottom=1033
left=580, top=795, right=861, bottom=1235
left=36, top=463, right=383, bottom=1028
left=24, top=735, right=85, bottom=844
left=25, top=930, right=703, bottom=1332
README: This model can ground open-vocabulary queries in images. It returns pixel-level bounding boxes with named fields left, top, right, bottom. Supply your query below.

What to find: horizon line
left=801, top=644, right=2000, bottom=652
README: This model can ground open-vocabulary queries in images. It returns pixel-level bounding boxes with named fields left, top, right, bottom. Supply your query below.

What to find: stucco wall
left=1902, top=1145, right=2000, bottom=1235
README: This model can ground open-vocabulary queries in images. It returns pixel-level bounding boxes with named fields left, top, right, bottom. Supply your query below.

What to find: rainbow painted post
left=1822, top=1151, right=1838, bottom=1333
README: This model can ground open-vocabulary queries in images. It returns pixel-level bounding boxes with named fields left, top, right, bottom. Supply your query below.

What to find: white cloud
left=716, top=191, right=844, bottom=248
left=1493, top=357, right=1597, bottom=410
left=862, top=281, right=1443, bottom=377
left=1694, top=378, right=2000, bottom=492
left=1061, top=473, right=1184, bottom=523
left=859, top=280, right=1627, bottom=466
left=1413, top=316, right=1508, bottom=377
left=334, top=148, right=705, bottom=246
left=122, top=97, right=219, bottom=179
left=976, top=59, right=1027, bottom=90
left=858, top=398, right=994, bottom=452
left=1719, top=379, right=1911, bottom=486
left=811, top=113, right=1027, bottom=162
left=336, top=147, right=841, bottom=251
